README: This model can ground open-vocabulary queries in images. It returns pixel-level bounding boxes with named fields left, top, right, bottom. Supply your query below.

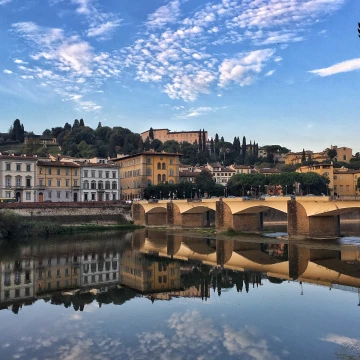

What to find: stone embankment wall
left=0, top=202, right=132, bottom=225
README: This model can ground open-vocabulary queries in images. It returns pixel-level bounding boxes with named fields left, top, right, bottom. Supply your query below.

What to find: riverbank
left=0, top=210, right=142, bottom=240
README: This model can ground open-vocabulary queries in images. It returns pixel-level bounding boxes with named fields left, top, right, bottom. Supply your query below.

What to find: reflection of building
left=81, top=251, right=119, bottom=289
left=146, top=286, right=210, bottom=301
left=0, top=154, right=37, bottom=202
left=0, top=258, right=35, bottom=305
left=120, top=250, right=181, bottom=292
left=112, top=152, right=181, bottom=200
left=35, top=255, right=81, bottom=294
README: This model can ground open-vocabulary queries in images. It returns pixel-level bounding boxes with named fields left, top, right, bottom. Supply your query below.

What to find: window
left=15, top=289, right=20, bottom=298
left=84, top=193, right=88, bottom=201
left=91, top=181, right=96, bottom=189
left=26, top=192, right=31, bottom=200
left=340, top=185, right=343, bottom=192
left=5, top=177, right=11, bottom=188
left=146, top=168, right=151, bottom=176
left=106, top=193, right=109, bottom=200
left=98, top=181, right=103, bottom=190
left=74, top=180, right=78, bottom=187
left=57, top=179, right=61, bottom=187
left=346, top=185, right=350, bottom=192
left=16, top=177, right=21, bottom=186
left=147, top=158, right=151, bottom=164
left=170, top=268, right=175, bottom=276
left=113, top=193, right=117, bottom=200
left=169, top=169, right=174, bottom=176
left=65, top=180, right=69, bottom=187
left=169, top=180, right=174, bottom=184
left=99, top=171, right=103, bottom=178
left=112, top=181, right=117, bottom=190
left=65, top=169, right=69, bottom=176
left=343, top=155, right=347, bottom=161
left=57, top=169, right=60, bottom=175
left=6, top=163, right=10, bottom=171
left=105, top=181, right=110, bottom=189
left=48, top=168, right=52, bottom=175
left=48, top=179, right=52, bottom=186
left=26, top=164, right=31, bottom=172
left=48, top=270, right=52, bottom=277
left=16, top=164, right=21, bottom=171
left=57, top=191, right=61, bottom=199
left=56, top=281, right=60, bottom=288
left=26, top=178, right=31, bottom=187
left=158, top=174, right=161, bottom=183
left=91, top=193, right=96, bottom=200
left=66, top=192, right=69, bottom=199
left=162, top=174, right=166, bottom=182
left=57, top=269, right=60, bottom=277
left=106, top=171, right=109, bottom=178
left=162, top=163, right=166, bottom=170
left=84, top=181, right=89, bottom=189
left=84, top=170, right=88, bottom=177
left=39, top=179, right=43, bottom=186
left=163, top=276, right=167, bottom=283
left=48, top=191, right=52, bottom=199
left=147, top=270, right=152, bottom=278
left=112, top=171, right=116, bottom=179
left=147, top=180, right=152, bottom=186
left=157, top=162, right=161, bottom=170
left=74, top=170, right=78, bottom=176
left=91, top=170, right=96, bottom=177
left=170, top=159, right=173, bottom=165
left=5, top=192, right=11, bottom=198
left=158, top=276, right=162, bottom=284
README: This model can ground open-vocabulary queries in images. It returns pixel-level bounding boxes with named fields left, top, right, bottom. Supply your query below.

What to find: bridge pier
left=132, top=203, right=146, bottom=226
left=288, top=201, right=340, bottom=239
left=147, top=212, right=167, bottom=226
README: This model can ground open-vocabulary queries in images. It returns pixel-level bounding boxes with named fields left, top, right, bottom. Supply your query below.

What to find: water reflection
left=1, top=229, right=360, bottom=314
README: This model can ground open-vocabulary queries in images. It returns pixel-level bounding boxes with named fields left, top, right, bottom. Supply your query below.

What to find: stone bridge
left=132, top=197, right=360, bottom=239
left=132, top=231, right=360, bottom=289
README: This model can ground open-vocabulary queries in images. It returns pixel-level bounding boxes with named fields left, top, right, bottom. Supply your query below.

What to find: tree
left=220, top=136, right=224, bottom=142
left=210, top=138, right=214, bottom=154
left=73, top=119, right=80, bottom=129
left=79, top=119, right=85, bottom=127
left=301, top=149, right=306, bottom=163
left=241, top=136, right=247, bottom=163
left=9, top=119, right=24, bottom=142
left=150, top=139, right=162, bottom=152
left=214, top=133, right=219, bottom=144
left=149, top=127, right=154, bottom=141
left=198, top=129, right=202, bottom=152
left=43, top=129, right=51, bottom=136
left=327, top=148, right=337, bottom=161
left=97, top=122, right=102, bottom=129
left=202, top=129, right=206, bottom=152
left=64, top=122, right=72, bottom=132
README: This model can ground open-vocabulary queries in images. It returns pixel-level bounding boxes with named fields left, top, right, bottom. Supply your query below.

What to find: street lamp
left=258, top=185, right=261, bottom=197
left=183, top=191, right=185, bottom=199
left=285, top=185, right=288, bottom=196
left=199, top=189, right=201, bottom=198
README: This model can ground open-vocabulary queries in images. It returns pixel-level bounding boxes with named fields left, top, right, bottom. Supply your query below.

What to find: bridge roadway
left=132, top=197, right=360, bottom=239
left=132, top=230, right=360, bottom=289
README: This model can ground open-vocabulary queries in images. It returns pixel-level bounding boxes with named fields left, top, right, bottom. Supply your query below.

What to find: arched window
left=162, top=162, right=166, bottom=170
left=146, top=168, right=151, bottom=176
left=112, top=181, right=117, bottom=190
left=157, top=174, right=161, bottom=183
left=157, top=162, right=161, bottom=170
left=147, top=180, right=152, bottom=187
left=91, top=181, right=96, bottom=190
left=169, top=169, right=174, bottom=176
left=169, top=180, right=174, bottom=184
left=98, top=181, right=103, bottom=190
left=105, top=181, right=110, bottom=189
left=162, top=174, right=166, bottom=182
left=83, top=181, right=89, bottom=189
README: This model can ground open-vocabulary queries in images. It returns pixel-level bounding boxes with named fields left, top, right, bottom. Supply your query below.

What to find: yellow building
left=36, top=161, right=80, bottom=202
left=112, top=151, right=181, bottom=200
left=330, top=145, right=353, bottom=163
left=296, top=163, right=360, bottom=196
left=120, top=250, right=181, bottom=293
left=141, top=128, right=208, bottom=145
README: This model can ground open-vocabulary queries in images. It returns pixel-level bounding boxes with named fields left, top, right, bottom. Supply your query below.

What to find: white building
left=205, top=163, right=235, bottom=186
left=80, top=164, right=120, bottom=201
left=80, top=251, right=120, bottom=289
left=229, top=164, right=252, bottom=175
left=0, top=154, right=37, bottom=202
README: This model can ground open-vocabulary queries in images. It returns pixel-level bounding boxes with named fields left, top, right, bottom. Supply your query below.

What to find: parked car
left=242, top=196, right=251, bottom=200
left=125, top=200, right=133, bottom=204
left=227, top=195, right=236, bottom=198
left=259, top=194, right=271, bottom=200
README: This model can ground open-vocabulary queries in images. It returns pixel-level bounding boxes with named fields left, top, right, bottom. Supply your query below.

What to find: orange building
left=141, top=128, right=208, bottom=145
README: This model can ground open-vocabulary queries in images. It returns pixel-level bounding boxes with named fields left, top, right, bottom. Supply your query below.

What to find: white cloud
left=176, top=106, right=227, bottom=119
left=147, top=0, right=181, bottom=28
left=87, top=20, right=122, bottom=38
left=309, top=58, right=360, bottom=77
left=321, top=334, right=360, bottom=347
left=265, top=69, right=275, bottom=76
left=14, top=59, right=27, bottom=64
left=219, top=49, right=275, bottom=87
left=3, top=69, right=13, bottom=74
left=0, top=0, right=12, bottom=5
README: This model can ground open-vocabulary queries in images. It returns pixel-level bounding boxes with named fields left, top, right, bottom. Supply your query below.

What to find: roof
left=168, top=130, right=207, bottom=134
left=258, top=168, right=281, bottom=174
left=0, top=154, right=38, bottom=161
left=231, top=165, right=251, bottom=169
left=180, top=171, right=200, bottom=177
left=140, top=128, right=169, bottom=135
left=334, top=169, right=360, bottom=174
left=111, top=152, right=182, bottom=161
left=37, top=161, right=79, bottom=168
left=78, top=163, right=118, bottom=168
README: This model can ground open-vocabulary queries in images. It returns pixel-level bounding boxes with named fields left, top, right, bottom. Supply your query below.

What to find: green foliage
left=9, top=119, right=25, bottom=143
left=327, top=148, right=337, bottom=160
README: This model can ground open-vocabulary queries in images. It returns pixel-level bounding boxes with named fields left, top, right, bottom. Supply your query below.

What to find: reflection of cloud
left=71, top=314, right=82, bottom=321
left=223, top=325, right=280, bottom=360
left=321, top=334, right=360, bottom=346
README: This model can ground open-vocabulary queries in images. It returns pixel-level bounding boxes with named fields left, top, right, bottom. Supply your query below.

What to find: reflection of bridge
left=132, top=197, right=360, bottom=238
left=132, top=230, right=360, bottom=289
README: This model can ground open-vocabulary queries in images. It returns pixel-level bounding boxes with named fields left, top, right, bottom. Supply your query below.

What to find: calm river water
left=0, top=229, right=360, bottom=360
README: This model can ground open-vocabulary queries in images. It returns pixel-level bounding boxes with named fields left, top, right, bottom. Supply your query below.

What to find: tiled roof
left=111, top=152, right=182, bottom=161
left=37, top=161, right=79, bottom=167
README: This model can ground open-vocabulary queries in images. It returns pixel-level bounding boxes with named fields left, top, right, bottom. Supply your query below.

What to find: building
left=330, top=145, right=353, bottom=163
left=296, top=163, right=360, bottom=196
left=24, top=135, right=58, bottom=147
left=120, top=250, right=181, bottom=293
left=205, top=163, right=235, bottom=186
left=36, top=161, right=80, bottom=202
left=81, top=251, right=119, bottom=289
left=141, top=128, right=208, bottom=145
left=179, top=170, right=200, bottom=183
left=112, top=151, right=181, bottom=200
left=229, top=165, right=252, bottom=175
left=80, top=163, right=120, bottom=201
left=0, top=154, right=38, bottom=202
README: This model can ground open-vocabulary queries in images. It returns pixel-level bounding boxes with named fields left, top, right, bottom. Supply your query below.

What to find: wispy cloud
left=146, top=0, right=182, bottom=28
left=309, top=58, right=360, bottom=77
left=176, top=106, right=227, bottom=119
left=265, top=69, right=275, bottom=77
left=0, top=0, right=12, bottom=5
left=3, top=69, right=13, bottom=74
left=87, top=20, right=122, bottom=38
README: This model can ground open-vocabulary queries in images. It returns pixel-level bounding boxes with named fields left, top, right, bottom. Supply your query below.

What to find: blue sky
left=0, top=0, right=359, bottom=152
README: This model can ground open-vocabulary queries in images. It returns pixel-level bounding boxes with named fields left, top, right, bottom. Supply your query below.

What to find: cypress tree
left=73, top=119, right=80, bottom=129
left=210, top=138, right=214, bottom=154
left=79, top=119, right=85, bottom=127
left=302, top=149, right=306, bottom=163
left=149, top=127, right=154, bottom=140
left=220, top=136, right=224, bottom=142
left=202, top=129, right=206, bottom=152
left=97, top=122, right=102, bottom=129
left=242, top=136, right=246, bottom=158
left=198, top=129, right=202, bottom=152
left=215, top=133, right=219, bottom=144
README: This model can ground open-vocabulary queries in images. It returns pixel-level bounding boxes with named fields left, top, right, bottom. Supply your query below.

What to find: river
left=0, top=229, right=359, bottom=360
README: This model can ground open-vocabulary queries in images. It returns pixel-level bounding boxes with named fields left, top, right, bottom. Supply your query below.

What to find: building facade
left=36, top=161, right=80, bottom=202
left=113, top=152, right=181, bottom=200
left=0, top=154, right=37, bottom=202
left=141, top=128, right=208, bottom=145
left=80, top=164, right=120, bottom=201
left=205, top=163, right=235, bottom=186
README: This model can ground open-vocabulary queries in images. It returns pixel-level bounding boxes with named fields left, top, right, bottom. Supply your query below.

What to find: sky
left=0, top=0, right=359, bottom=152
